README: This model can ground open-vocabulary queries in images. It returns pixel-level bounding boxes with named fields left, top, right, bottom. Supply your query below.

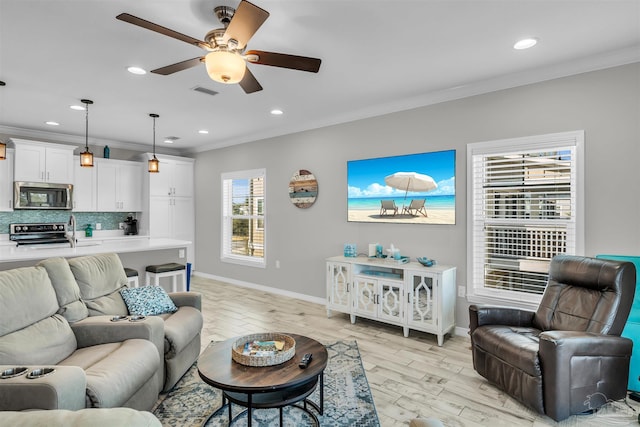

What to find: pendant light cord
left=152, top=115, right=156, bottom=155
left=85, top=102, right=89, bottom=150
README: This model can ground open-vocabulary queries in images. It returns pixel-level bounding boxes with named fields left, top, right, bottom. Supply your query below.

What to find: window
left=221, top=169, right=266, bottom=267
left=467, top=131, right=584, bottom=309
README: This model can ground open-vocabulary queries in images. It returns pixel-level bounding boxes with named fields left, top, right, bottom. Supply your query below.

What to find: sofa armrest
left=0, top=365, right=86, bottom=411
left=468, top=304, right=535, bottom=333
left=169, top=292, right=201, bottom=311
left=539, top=331, right=633, bottom=421
left=70, top=315, right=165, bottom=358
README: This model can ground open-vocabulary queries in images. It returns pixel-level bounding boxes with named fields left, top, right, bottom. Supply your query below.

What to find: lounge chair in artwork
left=380, top=200, right=398, bottom=216
left=403, top=199, right=428, bottom=217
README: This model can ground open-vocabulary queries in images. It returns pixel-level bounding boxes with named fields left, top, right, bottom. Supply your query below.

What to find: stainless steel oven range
left=9, top=222, right=70, bottom=246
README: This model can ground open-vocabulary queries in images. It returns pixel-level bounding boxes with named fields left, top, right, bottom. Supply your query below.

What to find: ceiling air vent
left=192, top=86, right=219, bottom=96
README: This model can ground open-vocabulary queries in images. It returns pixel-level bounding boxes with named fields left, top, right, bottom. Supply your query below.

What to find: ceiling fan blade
left=151, top=57, right=204, bottom=75
left=223, top=1, right=270, bottom=49
left=116, top=13, right=207, bottom=49
left=239, top=67, right=263, bottom=94
left=245, top=50, right=321, bottom=73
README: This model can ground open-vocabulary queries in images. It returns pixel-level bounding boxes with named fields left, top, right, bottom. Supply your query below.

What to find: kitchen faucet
left=68, top=214, right=76, bottom=248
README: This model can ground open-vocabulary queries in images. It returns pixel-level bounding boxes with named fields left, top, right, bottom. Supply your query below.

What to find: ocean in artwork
left=348, top=195, right=455, bottom=211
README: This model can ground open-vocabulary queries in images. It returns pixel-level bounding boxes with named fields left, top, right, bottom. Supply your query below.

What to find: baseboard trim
left=193, top=271, right=326, bottom=306
left=454, top=326, right=470, bottom=338
left=193, top=271, right=469, bottom=338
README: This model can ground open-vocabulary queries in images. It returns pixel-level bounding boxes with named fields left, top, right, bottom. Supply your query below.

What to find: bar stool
left=124, top=267, right=139, bottom=288
left=145, top=263, right=186, bottom=292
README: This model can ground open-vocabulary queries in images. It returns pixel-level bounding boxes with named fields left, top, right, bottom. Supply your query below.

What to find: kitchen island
left=0, top=236, right=192, bottom=290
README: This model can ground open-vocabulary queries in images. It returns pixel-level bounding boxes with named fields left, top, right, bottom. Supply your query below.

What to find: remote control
left=299, top=353, right=312, bottom=369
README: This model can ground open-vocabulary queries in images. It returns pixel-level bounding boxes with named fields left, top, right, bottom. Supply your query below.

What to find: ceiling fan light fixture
left=205, top=50, right=246, bottom=84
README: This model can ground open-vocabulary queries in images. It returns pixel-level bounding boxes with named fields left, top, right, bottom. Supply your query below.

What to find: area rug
left=152, top=340, right=380, bottom=426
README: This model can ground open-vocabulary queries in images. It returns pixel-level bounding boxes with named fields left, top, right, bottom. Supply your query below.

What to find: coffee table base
left=204, top=374, right=324, bottom=427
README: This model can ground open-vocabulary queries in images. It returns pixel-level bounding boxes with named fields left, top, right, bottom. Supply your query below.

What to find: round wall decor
left=289, top=169, right=318, bottom=208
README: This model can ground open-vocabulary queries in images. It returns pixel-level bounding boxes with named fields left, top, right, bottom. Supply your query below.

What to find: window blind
left=468, top=131, right=583, bottom=304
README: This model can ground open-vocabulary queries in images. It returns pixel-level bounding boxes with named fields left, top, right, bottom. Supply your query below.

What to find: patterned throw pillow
left=120, top=286, right=178, bottom=316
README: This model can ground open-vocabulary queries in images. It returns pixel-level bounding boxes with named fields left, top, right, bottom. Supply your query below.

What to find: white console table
left=326, top=256, right=456, bottom=346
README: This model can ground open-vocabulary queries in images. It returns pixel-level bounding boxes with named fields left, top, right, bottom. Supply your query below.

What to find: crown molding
left=191, top=46, right=640, bottom=154
left=0, top=124, right=184, bottom=156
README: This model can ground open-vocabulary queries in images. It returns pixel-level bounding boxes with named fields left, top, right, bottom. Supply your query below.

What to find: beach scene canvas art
left=347, top=149, right=455, bottom=224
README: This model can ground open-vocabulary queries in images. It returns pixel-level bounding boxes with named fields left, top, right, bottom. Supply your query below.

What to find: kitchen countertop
left=0, top=236, right=192, bottom=263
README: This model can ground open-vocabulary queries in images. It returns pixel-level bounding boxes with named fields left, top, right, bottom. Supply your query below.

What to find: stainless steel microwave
left=14, top=182, right=73, bottom=210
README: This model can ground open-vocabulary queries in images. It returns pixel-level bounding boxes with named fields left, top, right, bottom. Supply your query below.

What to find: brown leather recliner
left=469, top=254, right=636, bottom=422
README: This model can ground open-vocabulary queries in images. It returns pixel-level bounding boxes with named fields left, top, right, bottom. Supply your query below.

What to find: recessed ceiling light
left=127, top=66, right=147, bottom=75
left=270, top=109, right=283, bottom=115
left=198, top=130, right=209, bottom=134
left=163, top=139, right=174, bottom=144
left=513, top=38, right=538, bottom=50
left=70, top=105, right=85, bottom=111
left=45, top=121, right=60, bottom=126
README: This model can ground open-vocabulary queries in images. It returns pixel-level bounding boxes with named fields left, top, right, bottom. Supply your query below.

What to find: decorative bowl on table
left=231, top=333, right=296, bottom=367
left=416, top=257, right=436, bottom=267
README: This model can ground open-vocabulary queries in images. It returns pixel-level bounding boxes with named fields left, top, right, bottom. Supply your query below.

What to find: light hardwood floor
left=191, top=275, right=640, bottom=427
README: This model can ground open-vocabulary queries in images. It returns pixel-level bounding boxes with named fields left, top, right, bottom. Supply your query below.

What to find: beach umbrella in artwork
left=384, top=172, right=437, bottom=204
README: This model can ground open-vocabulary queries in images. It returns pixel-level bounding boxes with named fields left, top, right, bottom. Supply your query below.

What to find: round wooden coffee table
left=198, top=333, right=328, bottom=427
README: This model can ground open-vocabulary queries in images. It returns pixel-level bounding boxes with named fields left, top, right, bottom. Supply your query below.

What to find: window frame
left=466, top=131, right=585, bottom=310
left=221, top=168, right=266, bottom=268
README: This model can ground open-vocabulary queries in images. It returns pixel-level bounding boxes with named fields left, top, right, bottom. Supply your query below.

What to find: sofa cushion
left=120, top=286, right=178, bottom=316
left=0, top=315, right=78, bottom=365
left=59, top=339, right=160, bottom=408
left=68, top=253, right=129, bottom=316
left=0, top=408, right=162, bottom=427
left=0, top=266, right=58, bottom=336
left=471, top=325, right=542, bottom=377
left=38, top=257, right=89, bottom=323
left=0, top=266, right=77, bottom=365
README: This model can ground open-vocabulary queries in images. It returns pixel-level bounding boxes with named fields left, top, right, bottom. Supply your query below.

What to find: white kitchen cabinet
left=325, top=256, right=456, bottom=346
left=12, top=139, right=75, bottom=184
left=149, top=196, right=194, bottom=241
left=96, top=158, right=143, bottom=212
left=141, top=154, right=195, bottom=266
left=0, top=149, right=14, bottom=211
left=146, top=154, right=194, bottom=198
left=73, top=156, right=96, bottom=211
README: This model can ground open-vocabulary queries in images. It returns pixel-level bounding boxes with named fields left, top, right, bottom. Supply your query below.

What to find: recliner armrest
left=70, top=315, right=165, bottom=359
left=0, top=365, right=86, bottom=411
left=468, top=304, right=535, bottom=333
left=169, top=292, right=201, bottom=311
left=539, top=331, right=633, bottom=421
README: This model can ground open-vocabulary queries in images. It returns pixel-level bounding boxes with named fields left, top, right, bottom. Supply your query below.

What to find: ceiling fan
left=116, top=0, right=321, bottom=94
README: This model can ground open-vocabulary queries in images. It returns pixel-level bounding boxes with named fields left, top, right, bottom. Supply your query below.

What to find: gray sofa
left=0, top=252, right=203, bottom=412
left=0, top=262, right=163, bottom=410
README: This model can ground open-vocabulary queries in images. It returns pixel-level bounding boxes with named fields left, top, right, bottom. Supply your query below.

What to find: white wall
left=194, top=63, right=640, bottom=329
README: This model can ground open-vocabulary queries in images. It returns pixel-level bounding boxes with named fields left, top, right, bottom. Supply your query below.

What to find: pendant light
left=148, top=113, right=160, bottom=173
left=79, top=99, right=94, bottom=167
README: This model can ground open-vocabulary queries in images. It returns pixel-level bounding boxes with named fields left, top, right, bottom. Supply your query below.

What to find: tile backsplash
left=0, top=211, right=138, bottom=234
